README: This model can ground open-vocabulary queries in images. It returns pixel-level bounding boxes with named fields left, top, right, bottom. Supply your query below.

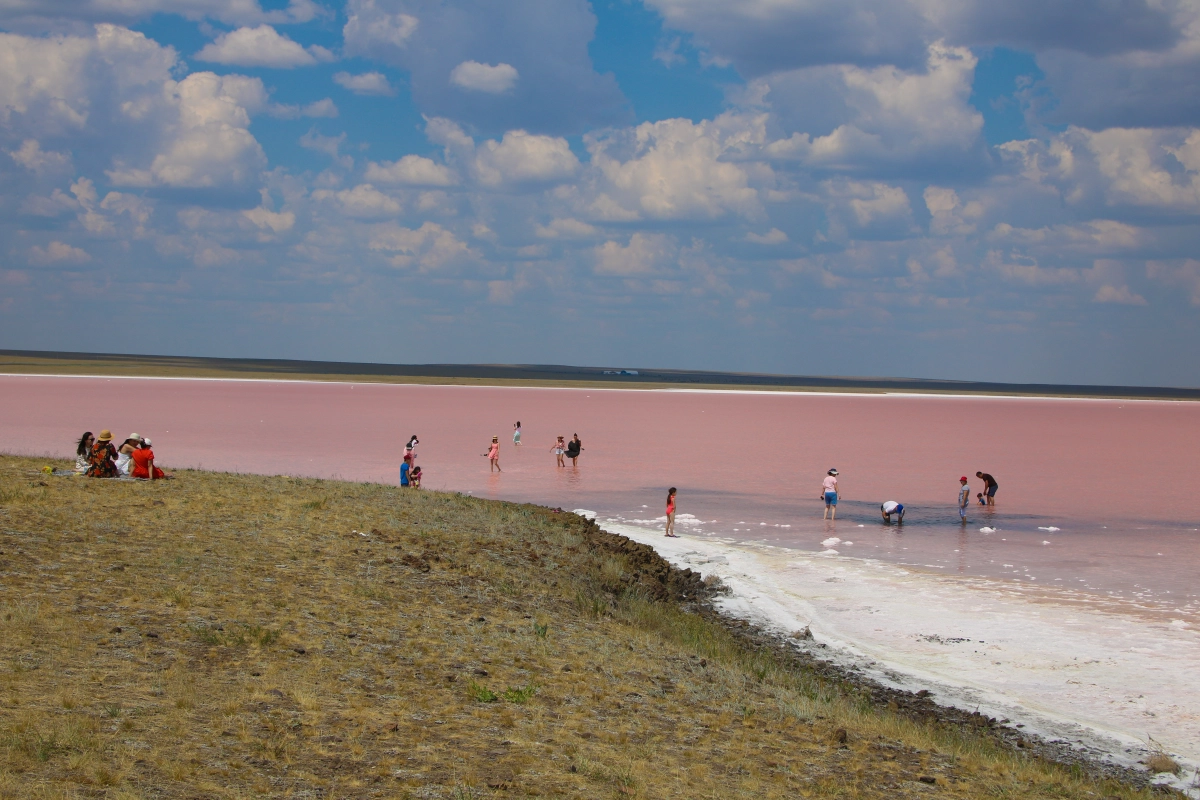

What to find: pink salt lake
left=2, top=374, right=1198, bottom=621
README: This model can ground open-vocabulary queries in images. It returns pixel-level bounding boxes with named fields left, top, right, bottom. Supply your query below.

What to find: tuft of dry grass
left=0, top=453, right=1180, bottom=798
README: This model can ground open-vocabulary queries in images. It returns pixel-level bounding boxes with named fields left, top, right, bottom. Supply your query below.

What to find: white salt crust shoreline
left=579, top=511, right=1200, bottom=795
left=0, top=373, right=1190, bottom=404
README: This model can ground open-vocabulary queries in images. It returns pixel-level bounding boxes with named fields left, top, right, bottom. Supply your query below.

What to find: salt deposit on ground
left=585, top=512, right=1200, bottom=793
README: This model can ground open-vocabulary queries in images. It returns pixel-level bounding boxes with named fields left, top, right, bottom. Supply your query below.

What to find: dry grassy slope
left=0, top=455, right=1165, bottom=799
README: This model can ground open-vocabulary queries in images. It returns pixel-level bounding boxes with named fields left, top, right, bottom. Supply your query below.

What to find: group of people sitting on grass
left=75, top=430, right=171, bottom=480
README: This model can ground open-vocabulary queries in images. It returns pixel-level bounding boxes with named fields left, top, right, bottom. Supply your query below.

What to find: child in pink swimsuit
left=487, top=437, right=501, bottom=472
left=665, top=487, right=678, bottom=537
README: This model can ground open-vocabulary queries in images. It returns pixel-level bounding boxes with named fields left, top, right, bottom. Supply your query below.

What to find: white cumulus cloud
left=587, top=114, right=766, bottom=221
left=594, top=233, right=676, bottom=276
left=313, top=184, right=401, bottom=218
left=473, top=130, right=578, bottom=186
left=30, top=241, right=91, bottom=265
left=364, top=155, right=457, bottom=186
left=333, top=71, right=395, bottom=96
left=368, top=221, right=476, bottom=271
left=449, top=61, right=518, bottom=93
left=196, top=25, right=324, bottom=68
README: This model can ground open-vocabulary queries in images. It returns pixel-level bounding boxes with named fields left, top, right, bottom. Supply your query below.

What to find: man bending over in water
left=977, top=471, right=998, bottom=506
left=881, top=501, right=904, bottom=524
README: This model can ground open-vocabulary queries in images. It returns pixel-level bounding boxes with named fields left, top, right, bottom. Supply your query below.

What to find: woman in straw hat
left=85, top=430, right=119, bottom=478
left=115, top=433, right=142, bottom=476
left=486, top=436, right=501, bottom=472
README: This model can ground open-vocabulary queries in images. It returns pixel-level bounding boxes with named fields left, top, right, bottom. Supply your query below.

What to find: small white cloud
left=243, top=206, right=295, bottom=233
left=745, top=228, right=787, bottom=244
left=343, top=3, right=418, bottom=50
left=8, top=140, right=72, bottom=175
left=653, top=37, right=685, bottom=67
left=1094, top=285, right=1148, bottom=306
left=449, top=61, right=519, bottom=93
left=300, top=129, right=352, bottom=169
left=594, top=233, right=675, bottom=276
left=269, top=98, right=339, bottom=118
left=196, top=25, right=320, bottom=68
left=364, top=154, right=457, bottom=186
left=535, top=218, right=598, bottom=239
left=474, top=130, right=579, bottom=187
left=301, top=98, right=338, bottom=118
left=30, top=241, right=90, bottom=265
left=333, top=71, right=395, bottom=96
left=308, top=45, right=337, bottom=63
left=314, top=183, right=400, bottom=218
left=369, top=221, right=476, bottom=272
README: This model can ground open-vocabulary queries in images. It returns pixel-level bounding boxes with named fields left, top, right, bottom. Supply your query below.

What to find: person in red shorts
left=131, top=438, right=172, bottom=480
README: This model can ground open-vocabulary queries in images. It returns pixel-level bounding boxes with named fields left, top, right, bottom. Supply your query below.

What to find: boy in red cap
left=958, top=476, right=970, bottom=523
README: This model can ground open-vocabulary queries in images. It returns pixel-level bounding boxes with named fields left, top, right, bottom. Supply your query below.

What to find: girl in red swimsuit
left=665, top=487, right=678, bottom=537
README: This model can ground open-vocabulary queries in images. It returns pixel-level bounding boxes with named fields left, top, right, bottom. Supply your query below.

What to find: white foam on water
left=821, top=537, right=841, bottom=547
left=980, top=526, right=998, bottom=533
left=1039, top=526, right=1062, bottom=532
left=599, top=518, right=1200, bottom=793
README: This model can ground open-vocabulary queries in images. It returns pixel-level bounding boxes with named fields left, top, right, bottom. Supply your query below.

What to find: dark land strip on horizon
left=2, top=348, right=1198, bottom=400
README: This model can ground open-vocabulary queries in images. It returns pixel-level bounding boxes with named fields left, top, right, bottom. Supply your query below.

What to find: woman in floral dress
left=86, top=429, right=119, bottom=478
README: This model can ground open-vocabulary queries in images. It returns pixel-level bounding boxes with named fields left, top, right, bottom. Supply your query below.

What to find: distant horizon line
left=2, top=348, right=1197, bottom=401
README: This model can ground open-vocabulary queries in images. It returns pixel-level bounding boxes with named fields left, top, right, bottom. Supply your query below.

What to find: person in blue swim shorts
left=881, top=500, right=904, bottom=523
left=821, top=468, right=839, bottom=520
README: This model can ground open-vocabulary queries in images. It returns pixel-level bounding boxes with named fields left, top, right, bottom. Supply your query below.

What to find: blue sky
left=2, top=0, right=1199, bottom=386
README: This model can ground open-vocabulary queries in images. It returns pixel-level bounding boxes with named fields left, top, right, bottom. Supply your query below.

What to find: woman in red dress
left=131, top=438, right=172, bottom=480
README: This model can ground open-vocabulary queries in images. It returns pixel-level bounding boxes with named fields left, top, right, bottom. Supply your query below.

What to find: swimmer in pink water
left=551, top=435, right=566, bottom=467
left=665, top=487, right=678, bottom=537
left=486, top=436, right=501, bottom=472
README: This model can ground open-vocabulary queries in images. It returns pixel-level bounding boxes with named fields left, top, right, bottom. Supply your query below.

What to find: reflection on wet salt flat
left=3, top=374, right=1199, bottom=773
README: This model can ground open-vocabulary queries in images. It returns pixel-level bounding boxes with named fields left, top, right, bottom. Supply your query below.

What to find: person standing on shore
left=958, top=476, right=970, bottom=523
left=513, top=422, right=522, bottom=446
left=881, top=501, right=904, bottom=524
left=566, top=434, right=583, bottom=466
left=665, top=487, right=678, bottom=537
left=487, top=436, right=501, bottom=472
left=977, top=471, right=998, bottom=506
left=822, top=469, right=839, bottom=520
left=551, top=436, right=566, bottom=467
left=400, top=459, right=411, bottom=487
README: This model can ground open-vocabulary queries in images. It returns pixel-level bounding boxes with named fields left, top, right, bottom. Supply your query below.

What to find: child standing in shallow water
left=513, top=422, right=522, bottom=446
left=551, top=436, right=566, bottom=467
left=487, top=436, right=501, bottom=472
left=665, top=487, right=678, bottom=537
